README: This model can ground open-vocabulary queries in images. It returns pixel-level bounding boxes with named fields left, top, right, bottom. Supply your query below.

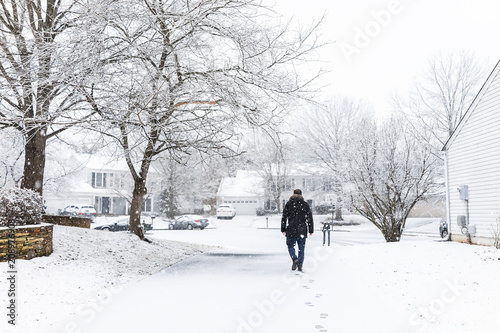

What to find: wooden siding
left=446, top=67, right=500, bottom=241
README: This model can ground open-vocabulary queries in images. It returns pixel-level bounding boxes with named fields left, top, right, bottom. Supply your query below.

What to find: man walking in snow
left=281, top=189, right=314, bottom=272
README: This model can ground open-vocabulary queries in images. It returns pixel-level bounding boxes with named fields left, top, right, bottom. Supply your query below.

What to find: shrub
left=0, top=187, right=44, bottom=227
left=256, top=208, right=265, bottom=216
left=256, top=208, right=277, bottom=216
left=315, top=203, right=335, bottom=215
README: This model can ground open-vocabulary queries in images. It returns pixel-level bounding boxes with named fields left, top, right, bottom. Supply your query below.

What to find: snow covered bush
left=0, top=187, right=44, bottom=227
left=347, top=116, right=439, bottom=242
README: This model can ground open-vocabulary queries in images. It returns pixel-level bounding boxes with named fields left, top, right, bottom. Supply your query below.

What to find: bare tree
left=347, top=116, right=438, bottom=242
left=83, top=0, right=324, bottom=240
left=393, top=51, right=485, bottom=154
left=300, top=97, right=371, bottom=220
left=0, top=0, right=101, bottom=195
left=246, top=130, right=291, bottom=213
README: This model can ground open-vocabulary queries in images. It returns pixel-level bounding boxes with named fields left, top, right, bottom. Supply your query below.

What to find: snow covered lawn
left=0, top=224, right=211, bottom=333
left=2, top=215, right=500, bottom=333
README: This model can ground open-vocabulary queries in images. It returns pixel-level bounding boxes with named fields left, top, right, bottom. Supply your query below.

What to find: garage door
left=226, top=200, right=258, bottom=215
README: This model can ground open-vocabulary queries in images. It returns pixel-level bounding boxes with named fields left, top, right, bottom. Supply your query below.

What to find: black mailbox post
left=322, top=222, right=332, bottom=246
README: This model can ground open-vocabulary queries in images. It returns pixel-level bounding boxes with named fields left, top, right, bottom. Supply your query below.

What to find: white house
left=217, top=170, right=266, bottom=215
left=442, top=60, right=500, bottom=245
left=43, top=154, right=160, bottom=216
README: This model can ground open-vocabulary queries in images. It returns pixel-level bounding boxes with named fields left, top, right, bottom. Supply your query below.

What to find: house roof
left=217, top=170, right=265, bottom=197
left=78, top=154, right=130, bottom=172
left=442, top=59, right=500, bottom=151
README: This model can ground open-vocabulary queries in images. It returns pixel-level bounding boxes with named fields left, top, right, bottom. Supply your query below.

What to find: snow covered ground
left=0, top=223, right=211, bottom=333
left=2, top=215, right=500, bottom=333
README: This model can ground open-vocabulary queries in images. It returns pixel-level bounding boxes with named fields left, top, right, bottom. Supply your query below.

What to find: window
left=303, top=177, right=316, bottom=191
left=92, top=172, right=107, bottom=188
left=322, top=179, right=333, bottom=191
left=142, top=198, right=152, bottom=212
left=112, top=173, right=123, bottom=189
left=284, top=178, right=295, bottom=191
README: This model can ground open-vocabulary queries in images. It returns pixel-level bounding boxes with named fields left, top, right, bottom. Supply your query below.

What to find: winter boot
left=292, top=258, right=299, bottom=271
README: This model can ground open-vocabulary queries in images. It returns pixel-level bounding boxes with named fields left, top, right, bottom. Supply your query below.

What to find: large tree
left=0, top=0, right=99, bottom=194
left=347, top=116, right=438, bottom=242
left=84, top=0, right=324, bottom=240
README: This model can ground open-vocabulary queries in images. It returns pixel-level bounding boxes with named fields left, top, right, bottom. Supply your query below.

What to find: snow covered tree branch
left=81, top=0, right=325, bottom=240
left=347, top=116, right=439, bottom=242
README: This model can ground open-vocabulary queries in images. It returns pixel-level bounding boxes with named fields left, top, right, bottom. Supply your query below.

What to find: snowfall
left=1, top=214, right=500, bottom=333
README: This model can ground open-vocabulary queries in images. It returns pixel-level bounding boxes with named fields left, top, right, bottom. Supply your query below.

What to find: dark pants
left=286, top=236, right=306, bottom=268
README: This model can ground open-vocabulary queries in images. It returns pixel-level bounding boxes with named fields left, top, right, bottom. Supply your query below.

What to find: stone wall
left=0, top=224, right=53, bottom=262
left=42, top=215, right=91, bottom=229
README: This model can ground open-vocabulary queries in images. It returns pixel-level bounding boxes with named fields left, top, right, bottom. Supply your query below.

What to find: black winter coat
left=281, top=194, right=314, bottom=238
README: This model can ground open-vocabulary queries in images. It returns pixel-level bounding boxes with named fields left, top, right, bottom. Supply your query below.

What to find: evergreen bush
left=0, top=187, right=44, bottom=227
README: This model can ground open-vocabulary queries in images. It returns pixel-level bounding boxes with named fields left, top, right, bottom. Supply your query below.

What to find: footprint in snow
left=315, top=293, right=323, bottom=298
left=315, top=324, right=327, bottom=332
left=320, top=313, right=329, bottom=319
left=305, top=302, right=314, bottom=307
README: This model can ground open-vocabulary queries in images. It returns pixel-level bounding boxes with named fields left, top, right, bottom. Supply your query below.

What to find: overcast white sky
left=273, top=0, right=500, bottom=116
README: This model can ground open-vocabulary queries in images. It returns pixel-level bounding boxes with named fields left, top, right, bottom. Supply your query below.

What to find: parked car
left=94, top=216, right=153, bottom=232
left=60, top=204, right=97, bottom=222
left=167, top=218, right=188, bottom=230
left=168, top=215, right=209, bottom=230
left=216, top=204, right=236, bottom=219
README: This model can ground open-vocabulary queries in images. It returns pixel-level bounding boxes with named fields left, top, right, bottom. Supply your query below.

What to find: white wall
left=446, top=67, right=500, bottom=241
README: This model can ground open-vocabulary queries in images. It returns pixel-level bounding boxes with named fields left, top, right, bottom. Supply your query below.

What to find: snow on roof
left=218, top=170, right=265, bottom=197
left=76, top=154, right=130, bottom=172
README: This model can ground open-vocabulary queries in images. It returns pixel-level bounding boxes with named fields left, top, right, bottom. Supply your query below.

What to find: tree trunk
left=274, top=195, right=282, bottom=213
left=168, top=185, right=175, bottom=218
left=382, top=218, right=404, bottom=242
left=334, top=196, right=343, bottom=221
left=21, top=128, right=47, bottom=195
left=129, top=178, right=151, bottom=242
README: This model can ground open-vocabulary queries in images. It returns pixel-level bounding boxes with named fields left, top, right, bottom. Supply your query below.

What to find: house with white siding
left=442, top=60, right=500, bottom=245
left=43, top=154, right=161, bottom=216
left=217, top=170, right=266, bottom=215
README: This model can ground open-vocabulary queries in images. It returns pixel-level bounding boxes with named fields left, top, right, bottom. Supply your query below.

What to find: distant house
left=217, top=167, right=339, bottom=215
left=442, top=60, right=500, bottom=245
left=217, top=170, right=266, bottom=215
left=43, top=155, right=160, bottom=216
